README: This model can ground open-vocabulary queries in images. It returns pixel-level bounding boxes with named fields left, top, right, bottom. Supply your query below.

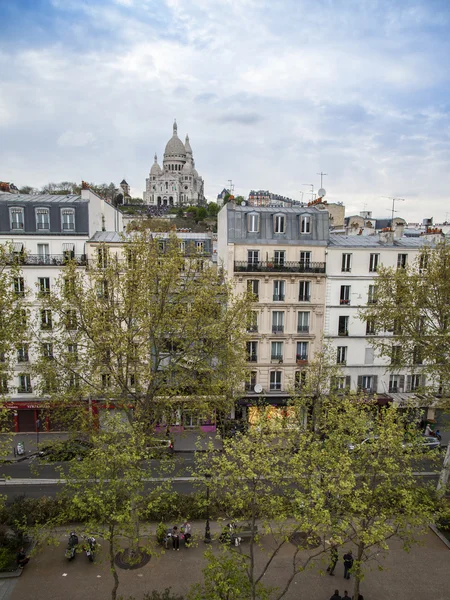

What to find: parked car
left=146, top=438, right=174, bottom=457
left=348, top=434, right=440, bottom=453
left=39, top=439, right=93, bottom=462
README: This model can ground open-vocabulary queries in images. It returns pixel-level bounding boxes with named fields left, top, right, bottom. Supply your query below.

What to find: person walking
left=343, top=550, right=353, bottom=579
left=172, top=525, right=180, bottom=551
left=326, top=546, right=338, bottom=575
left=329, top=591, right=341, bottom=600
left=342, top=591, right=351, bottom=600
left=182, top=521, right=192, bottom=547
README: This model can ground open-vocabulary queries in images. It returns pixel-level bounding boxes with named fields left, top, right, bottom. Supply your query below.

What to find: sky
left=2, top=0, right=450, bottom=222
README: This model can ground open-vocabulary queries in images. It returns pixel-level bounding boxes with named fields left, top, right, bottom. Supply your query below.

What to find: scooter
left=83, top=536, right=96, bottom=562
left=65, top=532, right=79, bottom=560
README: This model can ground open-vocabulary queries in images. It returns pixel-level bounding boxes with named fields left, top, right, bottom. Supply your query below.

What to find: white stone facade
left=143, top=121, right=205, bottom=207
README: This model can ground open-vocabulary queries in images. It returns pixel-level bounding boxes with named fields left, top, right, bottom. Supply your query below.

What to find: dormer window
left=61, top=208, right=75, bottom=231
left=36, top=208, right=50, bottom=230
left=10, top=207, right=24, bottom=230
left=300, top=215, right=311, bottom=234
left=247, top=213, right=260, bottom=233
left=273, top=214, right=285, bottom=234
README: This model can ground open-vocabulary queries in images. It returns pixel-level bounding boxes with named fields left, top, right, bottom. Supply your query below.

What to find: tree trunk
left=352, top=542, right=365, bottom=600
left=437, top=443, right=450, bottom=497
left=109, top=527, right=120, bottom=600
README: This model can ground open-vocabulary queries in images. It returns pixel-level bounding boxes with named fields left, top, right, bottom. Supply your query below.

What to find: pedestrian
left=172, top=525, right=180, bottom=551
left=352, top=595, right=363, bottom=600
left=424, top=423, right=432, bottom=437
left=182, top=520, right=192, bottom=547
left=342, top=591, right=351, bottom=600
left=326, top=545, right=338, bottom=575
left=16, top=547, right=30, bottom=568
left=329, top=590, right=341, bottom=600
left=343, top=550, right=353, bottom=579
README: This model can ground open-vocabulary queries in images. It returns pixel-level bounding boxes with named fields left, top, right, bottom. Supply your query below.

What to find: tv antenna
left=303, top=183, right=314, bottom=201
left=317, top=172, right=328, bottom=188
left=383, top=197, right=405, bottom=225
left=227, top=179, right=235, bottom=195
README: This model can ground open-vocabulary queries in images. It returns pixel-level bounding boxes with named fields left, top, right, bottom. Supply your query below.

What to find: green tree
left=33, top=230, right=250, bottom=432
left=360, top=241, right=450, bottom=494
left=18, top=185, right=37, bottom=195
left=58, top=413, right=164, bottom=600
left=206, top=203, right=220, bottom=218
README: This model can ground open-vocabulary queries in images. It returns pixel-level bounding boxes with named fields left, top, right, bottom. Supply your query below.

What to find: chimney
left=379, top=230, right=394, bottom=245
left=394, top=223, right=405, bottom=239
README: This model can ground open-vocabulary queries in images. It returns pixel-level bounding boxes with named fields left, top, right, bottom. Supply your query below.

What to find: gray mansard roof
left=0, top=193, right=86, bottom=203
left=328, top=234, right=435, bottom=248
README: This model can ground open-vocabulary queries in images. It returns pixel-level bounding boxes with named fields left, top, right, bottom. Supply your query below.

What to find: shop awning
left=13, top=242, right=23, bottom=252
left=62, top=243, right=75, bottom=252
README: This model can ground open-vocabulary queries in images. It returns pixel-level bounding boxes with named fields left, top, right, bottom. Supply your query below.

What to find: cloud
left=1, top=0, right=450, bottom=220
left=57, top=131, right=96, bottom=148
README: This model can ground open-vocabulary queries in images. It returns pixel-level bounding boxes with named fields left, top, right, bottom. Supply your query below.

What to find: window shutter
left=399, top=375, right=405, bottom=392
left=357, top=375, right=363, bottom=391
left=406, top=375, right=411, bottom=392
left=345, top=376, right=351, bottom=389
left=372, top=375, right=378, bottom=393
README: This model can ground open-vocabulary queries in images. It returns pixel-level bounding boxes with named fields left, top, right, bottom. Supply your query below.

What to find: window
left=247, top=250, right=259, bottom=265
left=357, top=375, right=378, bottom=393
left=18, top=373, right=32, bottom=393
left=364, top=347, right=374, bottom=365
left=337, top=346, right=347, bottom=365
left=42, top=343, right=54, bottom=360
left=101, top=373, right=111, bottom=389
left=196, top=241, right=204, bottom=253
left=296, top=341, right=309, bottom=362
left=397, top=253, right=407, bottom=269
left=367, top=285, right=377, bottom=304
left=68, top=373, right=80, bottom=389
left=246, top=341, right=258, bottom=362
left=158, top=240, right=165, bottom=253
left=247, top=279, right=259, bottom=300
left=390, top=345, right=401, bottom=365
left=419, top=254, right=428, bottom=271
left=36, top=208, right=50, bottom=230
left=298, top=281, right=311, bottom=302
left=274, top=214, right=285, bottom=233
left=0, top=375, right=8, bottom=394
left=300, top=251, right=311, bottom=267
left=389, top=374, right=405, bottom=393
left=37, top=244, right=50, bottom=264
left=369, top=253, right=379, bottom=272
left=338, top=315, right=349, bottom=336
left=14, top=277, right=25, bottom=296
left=97, top=247, right=108, bottom=268
left=97, top=280, right=108, bottom=299
left=300, top=215, right=311, bottom=233
left=67, top=344, right=78, bottom=361
left=10, top=207, right=24, bottom=230
left=245, top=371, right=258, bottom=391
left=272, top=311, right=284, bottom=333
left=341, top=253, right=352, bottom=272
left=17, top=345, right=29, bottom=362
left=340, top=285, right=350, bottom=305
left=271, top=341, right=283, bottom=361
left=41, top=309, right=53, bottom=330
left=38, top=277, right=50, bottom=295
left=365, top=318, right=375, bottom=335
left=66, top=310, right=78, bottom=330
left=297, top=311, right=310, bottom=333
left=247, top=311, right=258, bottom=333
left=295, top=370, right=307, bottom=390
left=273, top=280, right=285, bottom=301
left=413, top=346, right=423, bottom=365
left=61, top=208, right=75, bottom=231
left=331, top=376, right=351, bottom=391
left=274, top=250, right=285, bottom=266
left=247, top=213, right=259, bottom=233
left=270, top=371, right=282, bottom=391
left=407, top=374, right=424, bottom=392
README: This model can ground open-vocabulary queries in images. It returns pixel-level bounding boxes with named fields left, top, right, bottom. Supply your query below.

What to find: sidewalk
left=4, top=524, right=450, bottom=600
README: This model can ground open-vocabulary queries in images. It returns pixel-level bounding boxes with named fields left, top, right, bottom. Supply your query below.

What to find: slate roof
left=0, top=194, right=86, bottom=203
left=328, top=234, right=435, bottom=248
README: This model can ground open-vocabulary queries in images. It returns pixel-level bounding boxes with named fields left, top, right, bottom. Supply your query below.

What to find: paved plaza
left=0, top=526, right=448, bottom=600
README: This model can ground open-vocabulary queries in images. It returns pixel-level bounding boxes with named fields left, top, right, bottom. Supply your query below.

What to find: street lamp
left=204, top=473, right=212, bottom=544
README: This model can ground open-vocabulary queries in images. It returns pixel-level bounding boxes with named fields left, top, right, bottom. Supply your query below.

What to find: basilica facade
left=143, top=121, right=205, bottom=207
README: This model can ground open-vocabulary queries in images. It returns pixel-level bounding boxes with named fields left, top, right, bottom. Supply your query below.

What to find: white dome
left=150, top=153, right=162, bottom=175
left=164, top=120, right=186, bottom=159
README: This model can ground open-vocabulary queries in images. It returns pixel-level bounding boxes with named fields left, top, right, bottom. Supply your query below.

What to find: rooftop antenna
left=317, top=172, right=327, bottom=189
left=227, top=179, right=235, bottom=195
left=303, top=183, right=314, bottom=202
left=391, top=197, right=405, bottom=225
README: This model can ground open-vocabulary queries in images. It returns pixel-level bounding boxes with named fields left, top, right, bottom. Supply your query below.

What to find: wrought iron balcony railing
left=235, top=261, right=326, bottom=274
left=7, top=254, right=88, bottom=266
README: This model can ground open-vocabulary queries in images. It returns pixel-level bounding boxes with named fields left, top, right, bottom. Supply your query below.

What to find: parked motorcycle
left=65, top=531, right=79, bottom=560
left=83, top=536, right=96, bottom=562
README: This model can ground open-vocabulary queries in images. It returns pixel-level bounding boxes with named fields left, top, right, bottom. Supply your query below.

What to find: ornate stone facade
left=143, top=121, right=205, bottom=207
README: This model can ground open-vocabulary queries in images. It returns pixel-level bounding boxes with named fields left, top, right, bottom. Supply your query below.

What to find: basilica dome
left=164, top=121, right=187, bottom=158
left=150, top=153, right=162, bottom=175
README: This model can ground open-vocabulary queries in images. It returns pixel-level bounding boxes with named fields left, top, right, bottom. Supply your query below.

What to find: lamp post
left=204, top=473, right=212, bottom=543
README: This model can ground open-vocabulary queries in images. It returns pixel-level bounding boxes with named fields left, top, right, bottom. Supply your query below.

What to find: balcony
left=18, top=386, right=32, bottom=394
left=271, top=354, right=283, bottom=362
left=340, top=299, right=350, bottom=305
left=273, top=295, right=285, bottom=302
left=62, top=223, right=75, bottom=231
left=235, top=261, right=326, bottom=274
left=272, top=325, right=284, bottom=334
left=338, top=329, right=349, bottom=337
left=11, top=223, right=24, bottom=230
left=247, top=355, right=258, bottom=363
left=297, top=325, right=310, bottom=333
left=37, top=223, right=50, bottom=230
left=296, top=354, right=308, bottom=364
left=7, top=254, right=87, bottom=266
left=298, top=295, right=311, bottom=302
left=269, top=383, right=282, bottom=391
left=247, top=325, right=258, bottom=333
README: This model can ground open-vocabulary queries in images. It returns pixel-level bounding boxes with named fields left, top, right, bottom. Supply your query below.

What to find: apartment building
left=325, top=229, right=435, bottom=414
left=0, top=188, right=123, bottom=432
left=217, top=202, right=329, bottom=420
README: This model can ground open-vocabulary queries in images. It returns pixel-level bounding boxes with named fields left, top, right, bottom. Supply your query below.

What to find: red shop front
left=6, top=402, right=51, bottom=433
